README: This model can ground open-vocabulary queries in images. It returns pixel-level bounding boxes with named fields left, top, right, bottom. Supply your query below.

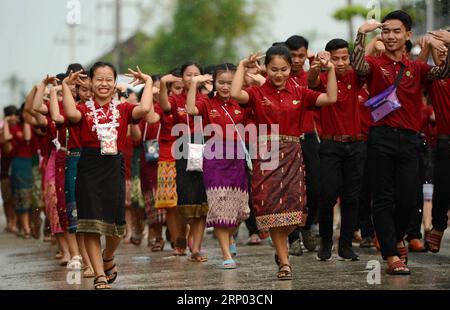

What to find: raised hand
left=428, top=30, right=450, bottom=46
left=42, top=75, right=59, bottom=86
left=241, top=52, right=265, bottom=69
left=358, top=19, right=385, bottom=34
left=246, top=72, right=266, bottom=86
left=161, top=74, right=182, bottom=84
left=63, top=70, right=87, bottom=86
left=125, top=66, right=152, bottom=86
left=192, top=74, right=213, bottom=84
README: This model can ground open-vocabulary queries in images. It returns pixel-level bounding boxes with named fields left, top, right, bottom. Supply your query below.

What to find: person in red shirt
left=186, top=63, right=251, bottom=269
left=284, top=35, right=320, bottom=255
left=418, top=34, right=450, bottom=253
left=0, top=106, right=18, bottom=234
left=351, top=10, right=450, bottom=275
left=159, top=62, right=209, bottom=263
left=62, top=61, right=153, bottom=289
left=231, top=45, right=337, bottom=280
left=7, top=104, right=33, bottom=239
left=309, top=38, right=365, bottom=262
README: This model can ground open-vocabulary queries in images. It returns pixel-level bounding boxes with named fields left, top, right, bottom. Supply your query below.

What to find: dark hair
left=56, top=73, right=67, bottom=85
left=89, top=61, right=118, bottom=80
left=3, top=105, right=18, bottom=117
left=285, top=35, right=309, bottom=50
left=265, top=45, right=292, bottom=66
left=405, top=40, right=413, bottom=53
left=382, top=10, right=413, bottom=31
left=208, top=63, right=237, bottom=98
left=180, top=61, right=203, bottom=77
left=169, top=67, right=181, bottom=77
left=151, top=74, right=162, bottom=83
left=203, top=65, right=216, bottom=76
left=65, top=63, right=85, bottom=76
left=271, top=41, right=285, bottom=47
left=325, top=38, right=349, bottom=52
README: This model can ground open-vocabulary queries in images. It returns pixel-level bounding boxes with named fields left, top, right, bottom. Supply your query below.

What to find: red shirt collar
left=261, top=79, right=294, bottom=95
left=379, top=52, right=411, bottom=67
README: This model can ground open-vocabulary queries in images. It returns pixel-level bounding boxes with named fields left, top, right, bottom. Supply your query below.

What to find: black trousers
left=368, top=126, right=421, bottom=259
left=432, top=138, right=450, bottom=231
left=318, top=139, right=363, bottom=248
left=359, top=142, right=375, bottom=238
left=288, top=132, right=320, bottom=244
left=406, top=138, right=428, bottom=241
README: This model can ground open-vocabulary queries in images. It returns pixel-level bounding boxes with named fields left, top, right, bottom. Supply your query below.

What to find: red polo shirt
left=427, top=78, right=450, bottom=135
left=66, top=102, right=84, bottom=150
left=365, top=53, right=432, bottom=132
left=245, top=80, right=321, bottom=136
left=10, top=124, right=33, bottom=158
left=314, top=69, right=363, bottom=136
left=290, top=69, right=315, bottom=134
left=169, top=92, right=206, bottom=136
left=154, top=103, right=175, bottom=162
left=196, top=95, right=249, bottom=141
left=358, top=87, right=372, bottom=140
left=76, top=101, right=138, bottom=152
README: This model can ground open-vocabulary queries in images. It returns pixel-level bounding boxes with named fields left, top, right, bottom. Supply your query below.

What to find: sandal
left=188, top=252, right=208, bottom=262
left=398, top=243, right=408, bottom=265
left=67, top=255, right=83, bottom=270
left=425, top=229, right=444, bottom=253
left=247, top=234, right=262, bottom=245
left=277, top=264, right=293, bottom=281
left=83, top=265, right=96, bottom=278
left=172, top=237, right=187, bottom=256
left=102, top=252, right=118, bottom=284
left=151, top=238, right=165, bottom=252
left=93, top=275, right=111, bottom=290
left=220, top=259, right=237, bottom=269
left=229, top=242, right=237, bottom=257
left=386, top=260, right=410, bottom=275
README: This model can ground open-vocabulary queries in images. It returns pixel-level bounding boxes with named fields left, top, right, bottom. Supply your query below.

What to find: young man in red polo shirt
left=284, top=35, right=320, bottom=255
left=309, top=39, right=364, bottom=261
left=351, top=10, right=450, bottom=275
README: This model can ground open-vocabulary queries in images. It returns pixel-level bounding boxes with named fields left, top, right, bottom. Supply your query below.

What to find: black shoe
left=338, top=247, right=360, bottom=261
left=359, top=236, right=374, bottom=248
left=316, top=241, right=332, bottom=261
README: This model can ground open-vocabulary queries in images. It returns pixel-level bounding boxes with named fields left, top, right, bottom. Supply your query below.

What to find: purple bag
left=364, top=85, right=402, bottom=122
left=364, top=64, right=406, bottom=122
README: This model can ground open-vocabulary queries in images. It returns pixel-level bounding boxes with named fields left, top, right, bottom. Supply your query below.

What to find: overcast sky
left=0, top=0, right=375, bottom=108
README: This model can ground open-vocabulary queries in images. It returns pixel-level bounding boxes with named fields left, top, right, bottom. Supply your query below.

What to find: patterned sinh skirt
left=175, top=135, right=208, bottom=219
left=76, top=148, right=125, bottom=237
left=55, top=150, right=68, bottom=231
left=155, top=161, right=177, bottom=209
left=252, top=137, right=308, bottom=230
left=10, top=157, right=33, bottom=214
left=44, top=150, right=63, bottom=234
left=31, top=155, right=44, bottom=210
left=203, top=141, right=250, bottom=228
left=65, top=150, right=80, bottom=234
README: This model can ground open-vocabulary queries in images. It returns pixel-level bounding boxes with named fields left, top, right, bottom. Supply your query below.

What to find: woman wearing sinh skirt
left=186, top=63, right=250, bottom=269
left=62, top=62, right=153, bottom=289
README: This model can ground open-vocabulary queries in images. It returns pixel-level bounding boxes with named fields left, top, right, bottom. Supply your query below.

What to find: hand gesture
left=246, top=72, right=266, bottom=86
left=192, top=74, right=213, bottom=84
left=125, top=66, right=152, bottom=86
left=42, top=75, right=59, bottom=86
left=63, top=70, right=87, bottom=86
left=161, top=74, right=182, bottom=84
left=428, top=30, right=450, bottom=46
left=241, top=52, right=265, bottom=69
left=374, top=41, right=386, bottom=56
left=358, top=19, right=385, bottom=34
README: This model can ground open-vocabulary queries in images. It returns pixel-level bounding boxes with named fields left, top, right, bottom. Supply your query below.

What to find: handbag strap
left=186, top=110, right=204, bottom=144
left=143, top=122, right=161, bottom=142
left=394, top=63, right=406, bottom=88
left=219, top=105, right=250, bottom=157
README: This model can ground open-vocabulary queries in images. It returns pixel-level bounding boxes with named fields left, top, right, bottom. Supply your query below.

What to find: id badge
left=100, top=136, right=118, bottom=155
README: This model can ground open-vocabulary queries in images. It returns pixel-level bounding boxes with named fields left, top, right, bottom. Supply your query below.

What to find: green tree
left=130, top=0, right=264, bottom=74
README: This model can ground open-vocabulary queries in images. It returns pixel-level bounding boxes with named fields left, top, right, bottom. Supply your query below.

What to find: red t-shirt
left=314, top=70, right=363, bottom=136
left=245, top=80, right=321, bottom=136
left=10, top=124, right=33, bottom=158
left=169, top=92, right=206, bottom=136
left=76, top=101, right=138, bottom=152
left=365, top=53, right=432, bottom=132
left=155, top=103, right=175, bottom=162
left=66, top=102, right=84, bottom=150
left=196, top=95, right=249, bottom=141
left=427, top=78, right=450, bottom=135
left=290, top=69, right=315, bottom=134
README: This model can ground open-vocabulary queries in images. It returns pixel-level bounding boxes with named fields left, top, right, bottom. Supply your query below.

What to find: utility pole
left=426, top=0, right=434, bottom=32
left=4, top=74, right=24, bottom=106
left=113, top=0, right=122, bottom=72
left=347, top=0, right=354, bottom=43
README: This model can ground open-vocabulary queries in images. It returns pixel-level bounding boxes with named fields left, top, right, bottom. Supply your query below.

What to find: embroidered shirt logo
left=293, top=100, right=300, bottom=105
left=209, top=109, right=221, bottom=118
left=234, top=109, right=241, bottom=115
left=177, top=107, right=187, bottom=117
